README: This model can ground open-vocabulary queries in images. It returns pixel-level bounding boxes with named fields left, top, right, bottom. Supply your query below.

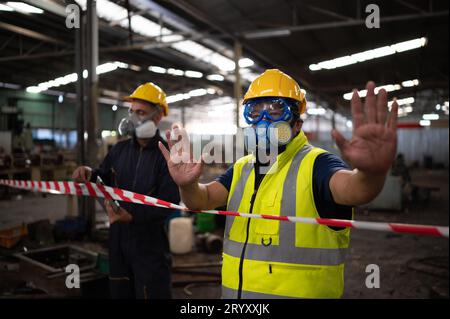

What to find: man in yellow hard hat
left=72, top=82, right=180, bottom=299
left=159, top=69, right=398, bottom=298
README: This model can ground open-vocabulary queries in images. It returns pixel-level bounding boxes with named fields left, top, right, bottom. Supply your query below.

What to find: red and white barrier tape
left=0, top=179, right=448, bottom=238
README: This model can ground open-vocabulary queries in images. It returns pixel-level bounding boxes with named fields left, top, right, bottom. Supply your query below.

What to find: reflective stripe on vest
left=224, top=161, right=253, bottom=237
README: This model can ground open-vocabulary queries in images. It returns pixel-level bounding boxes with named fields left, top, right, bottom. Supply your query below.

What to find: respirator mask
left=243, top=97, right=298, bottom=151
left=118, top=110, right=158, bottom=139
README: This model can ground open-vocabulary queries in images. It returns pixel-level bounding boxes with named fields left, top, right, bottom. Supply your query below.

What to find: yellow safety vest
left=222, top=131, right=351, bottom=299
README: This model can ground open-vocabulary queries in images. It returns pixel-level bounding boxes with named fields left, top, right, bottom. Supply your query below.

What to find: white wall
left=397, top=128, right=449, bottom=168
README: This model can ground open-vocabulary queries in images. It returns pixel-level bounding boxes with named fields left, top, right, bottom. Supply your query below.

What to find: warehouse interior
left=0, top=0, right=448, bottom=299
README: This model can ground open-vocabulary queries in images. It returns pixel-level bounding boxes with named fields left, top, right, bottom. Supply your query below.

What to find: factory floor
left=0, top=169, right=448, bottom=299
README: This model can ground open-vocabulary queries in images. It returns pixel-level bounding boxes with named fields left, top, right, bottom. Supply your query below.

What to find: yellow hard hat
left=243, top=69, right=306, bottom=114
left=124, top=82, right=169, bottom=116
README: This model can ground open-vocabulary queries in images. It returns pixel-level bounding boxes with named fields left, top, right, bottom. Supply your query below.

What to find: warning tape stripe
left=0, top=179, right=448, bottom=238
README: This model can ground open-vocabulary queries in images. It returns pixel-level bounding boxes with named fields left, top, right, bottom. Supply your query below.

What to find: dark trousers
left=108, top=222, right=172, bottom=299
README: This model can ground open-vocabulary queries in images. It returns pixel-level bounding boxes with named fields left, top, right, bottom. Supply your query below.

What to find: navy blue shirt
left=215, top=153, right=352, bottom=221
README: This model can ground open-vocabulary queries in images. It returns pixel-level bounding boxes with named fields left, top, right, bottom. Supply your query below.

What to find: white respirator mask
left=118, top=111, right=158, bottom=138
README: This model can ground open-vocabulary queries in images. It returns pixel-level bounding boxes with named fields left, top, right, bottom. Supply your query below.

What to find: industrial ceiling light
left=167, top=68, right=184, bottom=76
left=75, top=0, right=257, bottom=75
left=0, top=4, right=14, bottom=11
left=239, top=58, right=254, bottom=68
left=388, top=97, right=415, bottom=107
left=184, top=70, right=203, bottom=78
left=343, top=80, right=419, bottom=100
left=148, top=66, right=167, bottom=74
left=6, top=2, right=43, bottom=14
left=244, top=29, right=291, bottom=40
left=306, top=107, right=327, bottom=115
left=422, top=114, right=439, bottom=120
left=206, top=74, right=225, bottom=81
left=310, top=37, right=427, bottom=71
left=166, top=88, right=216, bottom=104
left=26, top=61, right=128, bottom=93
left=401, top=79, right=420, bottom=87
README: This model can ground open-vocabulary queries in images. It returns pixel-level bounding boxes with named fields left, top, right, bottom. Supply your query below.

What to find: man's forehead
left=130, top=99, right=155, bottom=111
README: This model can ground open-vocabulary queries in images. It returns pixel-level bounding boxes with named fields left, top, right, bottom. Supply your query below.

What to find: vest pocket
left=255, top=192, right=279, bottom=236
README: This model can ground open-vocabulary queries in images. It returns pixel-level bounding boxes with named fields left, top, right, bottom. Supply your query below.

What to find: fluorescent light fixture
left=58, top=95, right=64, bottom=103
left=207, top=74, right=225, bottom=81
left=6, top=2, right=43, bottom=14
left=419, top=120, right=431, bottom=126
left=75, top=0, right=255, bottom=74
left=184, top=70, right=203, bottom=78
left=148, top=66, right=167, bottom=74
left=167, top=68, right=184, bottom=76
left=343, top=81, right=412, bottom=100
left=148, top=65, right=207, bottom=79
left=436, top=104, right=441, bottom=110
left=26, top=86, right=41, bottom=93
left=166, top=88, right=216, bottom=104
left=170, top=40, right=236, bottom=72
left=26, top=62, right=126, bottom=93
left=388, top=97, right=414, bottom=107
left=239, top=58, right=254, bottom=68
left=310, top=37, right=427, bottom=71
left=244, top=29, right=291, bottom=40
left=392, top=38, right=427, bottom=52
left=0, top=4, right=14, bottom=11
left=188, top=89, right=207, bottom=97
left=307, top=107, right=326, bottom=115
left=401, top=79, right=420, bottom=87
left=423, top=114, right=439, bottom=120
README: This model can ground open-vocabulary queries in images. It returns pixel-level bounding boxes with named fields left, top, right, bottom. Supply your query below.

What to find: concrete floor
left=0, top=169, right=448, bottom=299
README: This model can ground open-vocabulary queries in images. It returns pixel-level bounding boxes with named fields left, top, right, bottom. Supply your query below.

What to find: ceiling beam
left=242, top=11, right=449, bottom=39
left=0, top=21, right=66, bottom=44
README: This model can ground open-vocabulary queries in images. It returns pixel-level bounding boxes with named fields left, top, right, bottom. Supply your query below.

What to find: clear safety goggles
left=243, top=97, right=295, bottom=124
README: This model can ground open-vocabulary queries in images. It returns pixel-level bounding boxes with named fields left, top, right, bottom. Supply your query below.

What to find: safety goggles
left=243, top=97, right=295, bottom=124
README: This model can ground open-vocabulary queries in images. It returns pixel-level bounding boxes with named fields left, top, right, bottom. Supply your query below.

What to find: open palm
left=159, top=128, right=203, bottom=187
left=332, top=81, right=399, bottom=174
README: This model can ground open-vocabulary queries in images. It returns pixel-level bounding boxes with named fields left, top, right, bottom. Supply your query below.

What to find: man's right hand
left=158, top=125, right=203, bottom=187
left=159, top=124, right=228, bottom=211
left=72, top=166, right=92, bottom=183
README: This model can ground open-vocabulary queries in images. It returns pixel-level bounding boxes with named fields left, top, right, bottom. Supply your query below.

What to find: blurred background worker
left=159, top=69, right=399, bottom=299
left=72, top=82, right=180, bottom=299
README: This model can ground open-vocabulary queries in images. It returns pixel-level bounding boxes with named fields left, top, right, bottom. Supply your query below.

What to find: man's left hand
left=105, top=200, right=133, bottom=224
left=332, top=81, right=398, bottom=174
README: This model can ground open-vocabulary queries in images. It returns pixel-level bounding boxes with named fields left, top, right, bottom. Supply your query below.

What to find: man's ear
left=153, top=111, right=163, bottom=124
left=292, top=118, right=303, bottom=135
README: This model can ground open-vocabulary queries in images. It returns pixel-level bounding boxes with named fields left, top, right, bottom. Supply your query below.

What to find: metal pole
left=75, top=5, right=86, bottom=220
left=86, top=0, right=99, bottom=234
left=234, top=41, right=242, bottom=131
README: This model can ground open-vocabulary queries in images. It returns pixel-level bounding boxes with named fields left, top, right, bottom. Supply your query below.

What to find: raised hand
left=158, top=125, right=203, bottom=187
left=332, top=81, right=398, bottom=174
